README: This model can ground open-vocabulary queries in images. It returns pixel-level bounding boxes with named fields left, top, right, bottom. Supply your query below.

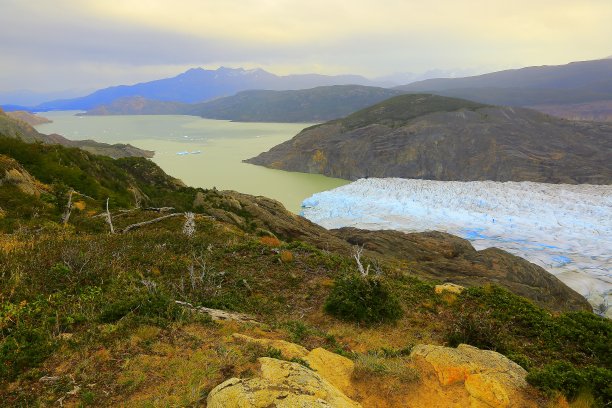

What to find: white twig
left=61, top=190, right=74, bottom=225
left=121, top=212, right=183, bottom=233
left=353, top=245, right=370, bottom=277
left=106, top=198, right=115, bottom=234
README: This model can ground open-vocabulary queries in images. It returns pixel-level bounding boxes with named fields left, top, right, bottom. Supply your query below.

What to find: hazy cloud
left=0, top=0, right=610, bottom=92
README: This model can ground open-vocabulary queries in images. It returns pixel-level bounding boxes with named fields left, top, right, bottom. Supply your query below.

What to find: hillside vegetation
left=246, top=94, right=612, bottom=184
left=0, top=135, right=609, bottom=407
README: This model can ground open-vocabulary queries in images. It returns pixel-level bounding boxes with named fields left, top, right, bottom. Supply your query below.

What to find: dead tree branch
left=353, top=245, right=370, bottom=277
left=61, top=190, right=75, bottom=225
left=120, top=213, right=184, bottom=233
left=105, top=198, right=115, bottom=234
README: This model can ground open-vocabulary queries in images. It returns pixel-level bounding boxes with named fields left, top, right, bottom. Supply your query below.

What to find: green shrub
left=0, top=326, right=56, bottom=380
left=526, top=361, right=612, bottom=405
left=446, top=312, right=508, bottom=353
left=99, top=292, right=183, bottom=324
left=324, top=274, right=402, bottom=324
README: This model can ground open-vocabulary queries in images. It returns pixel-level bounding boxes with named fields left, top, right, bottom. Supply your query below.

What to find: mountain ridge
left=20, top=67, right=383, bottom=111
left=81, top=86, right=408, bottom=123
left=395, top=59, right=612, bottom=121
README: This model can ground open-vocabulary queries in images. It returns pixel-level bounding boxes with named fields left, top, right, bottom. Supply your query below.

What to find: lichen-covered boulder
left=207, top=357, right=361, bottom=408
left=304, top=347, right=355, bottom=395
left=410, top=344, right=536, bottom=408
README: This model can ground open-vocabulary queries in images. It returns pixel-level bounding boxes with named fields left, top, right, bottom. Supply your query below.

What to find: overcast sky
left=1, top=0, right=610, bottom=93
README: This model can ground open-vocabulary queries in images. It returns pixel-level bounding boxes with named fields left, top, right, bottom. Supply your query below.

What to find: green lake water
left=36, top=112, right=348, bottom=213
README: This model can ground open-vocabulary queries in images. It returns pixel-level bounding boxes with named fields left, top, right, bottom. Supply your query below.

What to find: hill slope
left=396, top=59, right=612, bottom=120
left=0, top=108, right=153, bottom=158
left=5, top=111, right=52, bottom=125
left=245, top=94, right=612, bottom=184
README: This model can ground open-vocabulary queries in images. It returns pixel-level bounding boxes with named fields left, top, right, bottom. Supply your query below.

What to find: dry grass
left=259, top=236, right=281, bottom=247
left=353, top=352, right=419, bottom=382
left=280, top=250, right=294, bottom=263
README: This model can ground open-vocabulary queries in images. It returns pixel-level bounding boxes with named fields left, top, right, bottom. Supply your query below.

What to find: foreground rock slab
left=410, top=344, right=536, bottom=408
left=207, top=357, right=361, bottom=408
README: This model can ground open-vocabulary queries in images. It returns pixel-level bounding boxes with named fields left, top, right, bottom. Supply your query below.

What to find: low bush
left=445, top=312, right=508, bottom=353
left=526, top=361, right=612, bottom=406
left=0, top=326, right=56, bottom=381
left=99, top=292, right=183, bottom=324
left=324, top=274, right=403, bottom=325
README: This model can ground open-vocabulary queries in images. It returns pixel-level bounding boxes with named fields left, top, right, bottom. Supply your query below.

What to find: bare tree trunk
left=61, top=190, right=74, bottom=225
left=121, top=212, right=183, bottom=233
left=106, top=198, right=115, bottom=234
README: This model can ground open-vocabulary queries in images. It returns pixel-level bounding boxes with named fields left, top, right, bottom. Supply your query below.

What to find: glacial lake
left=36, top=112, right=348, bottom=213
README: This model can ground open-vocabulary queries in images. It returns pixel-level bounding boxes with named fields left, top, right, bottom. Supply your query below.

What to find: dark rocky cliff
left=246, top=94, right=612, bottom=184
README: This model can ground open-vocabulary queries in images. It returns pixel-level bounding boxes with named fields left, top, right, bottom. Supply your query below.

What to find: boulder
left=410, top=344, right=536, bottom=408
left=304, top=347, right=355, bottom=395
left=207, top=357, right=361, bottom=408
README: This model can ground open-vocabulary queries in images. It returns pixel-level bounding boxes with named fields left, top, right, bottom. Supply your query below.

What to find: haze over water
left=36, top=112, right=348, bottom=212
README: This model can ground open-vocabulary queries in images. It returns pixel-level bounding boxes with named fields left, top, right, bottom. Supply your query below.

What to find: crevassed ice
left=301, top=178, right=612, bottom=315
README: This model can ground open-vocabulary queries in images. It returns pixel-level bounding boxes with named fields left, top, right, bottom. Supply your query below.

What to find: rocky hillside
left=528, top=100, right=612, bottom=122
left=5, top=110, right=52, bottom=125
left=246, top=94, right=612, bottom=184
left=0, top=107, right=153, bottom=159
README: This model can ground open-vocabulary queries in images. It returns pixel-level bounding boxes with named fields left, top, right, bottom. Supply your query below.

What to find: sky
left=0, top=0, right=611, bottom=94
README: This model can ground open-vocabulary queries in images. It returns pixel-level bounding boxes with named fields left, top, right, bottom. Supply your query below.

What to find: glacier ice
left=301, top=178, right=612, bottom=315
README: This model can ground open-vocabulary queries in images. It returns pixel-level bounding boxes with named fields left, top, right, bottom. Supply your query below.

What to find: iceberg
left=302, top=178, right=612, bottom=315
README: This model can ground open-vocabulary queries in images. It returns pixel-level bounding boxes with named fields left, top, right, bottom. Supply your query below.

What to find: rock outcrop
left=207, top=357, right=361, bottom=408
left=246, top=94, right=612, bottom=184
left=332, top=228, right=591, bottom=313
left=409, top=344, right=536, bottom=408
left=0, top=154, right=47, bottom=196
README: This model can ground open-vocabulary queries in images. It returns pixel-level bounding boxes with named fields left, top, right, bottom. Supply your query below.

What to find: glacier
left=301, top=178, right=612, bottom=315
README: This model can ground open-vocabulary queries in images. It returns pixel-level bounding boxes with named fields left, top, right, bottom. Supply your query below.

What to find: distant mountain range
left=82, top=85, right=406, bottom=123
left=11, top=67, right=382, bottom=112
left=246, top=94, right=612, bottom=184
left=3, top=59, right=611, bottom=122
left=396, top=59, right=612, bottom=121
